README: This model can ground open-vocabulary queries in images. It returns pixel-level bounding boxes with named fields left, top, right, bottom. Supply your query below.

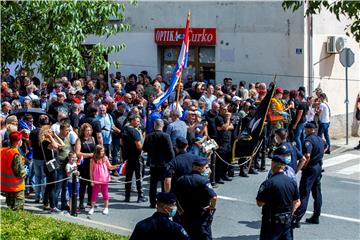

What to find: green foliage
left=282, top=0, right=360, bottom=42
left=1, top=209, right=129, bottom=240
left=1, top=0, right=137, bottom=78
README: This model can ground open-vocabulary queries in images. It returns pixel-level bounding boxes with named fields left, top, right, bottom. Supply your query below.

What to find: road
left=3, top=148, right=359, bottom=239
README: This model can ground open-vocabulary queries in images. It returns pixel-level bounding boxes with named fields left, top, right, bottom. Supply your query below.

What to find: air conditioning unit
left=327, top=36, right=346, bottom=54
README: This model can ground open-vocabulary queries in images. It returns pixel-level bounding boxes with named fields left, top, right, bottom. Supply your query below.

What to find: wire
left=78, top=175, right=150, bottom=185
left=25, top=176, right=71, bottom=188
left=117, top=63, right=360, bottom=82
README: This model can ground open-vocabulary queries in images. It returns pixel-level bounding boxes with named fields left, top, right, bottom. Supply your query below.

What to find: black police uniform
left=165, top=151, right=198, bottom=193
left=294, top=132, right=325, bottom=224
left=175, top=171, right=217, bottom=240
left=257, top=171, right=299, bottom=240
left=130, top=212, right=190, bottom=240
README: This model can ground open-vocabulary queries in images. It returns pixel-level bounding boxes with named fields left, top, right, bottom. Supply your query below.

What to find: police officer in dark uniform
left=274, top=128, right=306, bottom=173
left=175, top=157, right=217, bottom=240
left=164, top=137, right=198, bottom=193
left=130, top=192, right=190, bottom=240
left=293, top=122, right=326, bottom=228
left=256, top=155, right=301, bottom=240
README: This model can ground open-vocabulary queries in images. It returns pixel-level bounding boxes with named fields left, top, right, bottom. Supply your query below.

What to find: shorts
left=67, top=182, right=80, bottom=198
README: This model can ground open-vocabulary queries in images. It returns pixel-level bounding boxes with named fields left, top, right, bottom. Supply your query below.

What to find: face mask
left=200, top=169, right=210, bottom=178
left=168, top=207, right=177, bottom=218
left=284, top=156, right=291, bottom=165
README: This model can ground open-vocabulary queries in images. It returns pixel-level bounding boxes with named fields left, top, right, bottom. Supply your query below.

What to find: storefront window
left=164, top=48, right=178, bottom=61
left=199, top=47, right=215, bottom=64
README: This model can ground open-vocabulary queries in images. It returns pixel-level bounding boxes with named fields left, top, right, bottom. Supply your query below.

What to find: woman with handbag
left=39, top=125, right=65, bottom=212
left=75, top=123, right=96, bottom=210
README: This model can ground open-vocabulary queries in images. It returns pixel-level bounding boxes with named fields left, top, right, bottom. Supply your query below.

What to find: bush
left=1, top=209, right=129, bottom=240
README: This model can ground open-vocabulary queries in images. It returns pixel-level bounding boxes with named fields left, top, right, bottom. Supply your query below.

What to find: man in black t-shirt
left=121, top=115, right=147, bottom=203
left=80, top=105, right=103, bottom=145
left=47, top=92, right=69, bottom=120
left=291, top=91, right=308, bottom=153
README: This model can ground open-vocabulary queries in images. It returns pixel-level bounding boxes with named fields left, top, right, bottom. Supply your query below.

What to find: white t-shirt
left=66, top=162, right=79, bottom=183
left=319, top=102, right=330, bottom=123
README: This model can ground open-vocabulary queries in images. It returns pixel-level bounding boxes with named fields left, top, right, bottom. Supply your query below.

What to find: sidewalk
left=331, top=136, right=359, bottom=153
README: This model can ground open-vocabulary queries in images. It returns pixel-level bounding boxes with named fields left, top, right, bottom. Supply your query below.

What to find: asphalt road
left=2, top=148, right=359, bottom=240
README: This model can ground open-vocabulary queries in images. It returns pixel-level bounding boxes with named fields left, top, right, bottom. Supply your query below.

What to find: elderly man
left=166, top=110, right=187, bottom=147
left=0, top=102, right=11, bottom=118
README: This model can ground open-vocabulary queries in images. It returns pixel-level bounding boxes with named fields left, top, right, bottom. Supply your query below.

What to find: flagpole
left=175, top=11, right=191, bottom=111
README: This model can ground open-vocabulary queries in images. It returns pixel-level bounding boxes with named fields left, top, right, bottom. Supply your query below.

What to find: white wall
left=87, top=1, right=305, bottom=89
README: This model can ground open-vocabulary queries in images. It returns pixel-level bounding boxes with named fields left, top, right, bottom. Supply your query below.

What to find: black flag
left=232, top=81, right=275, bottom=161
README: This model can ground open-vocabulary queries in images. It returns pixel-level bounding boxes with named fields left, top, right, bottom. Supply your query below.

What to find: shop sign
left=155, top=28, right=216, bottom=45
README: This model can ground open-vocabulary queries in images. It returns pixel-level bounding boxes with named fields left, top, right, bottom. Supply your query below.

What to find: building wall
left=311, top=10, right=360, bottom=138
left=86, top=1, right=305, bottom=89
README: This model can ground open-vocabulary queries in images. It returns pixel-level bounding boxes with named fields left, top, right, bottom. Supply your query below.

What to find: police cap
left=275, top=128, right=287, bottom=136
left=176, top=136, right=188, bottom=145
left=274, top=144, right=290, bottom=155
left=192, top=157, right=209, bottom=167
left=304, top=122, right=317, bottom=129
left=156, top=192, right=177, bottom=204
left=272, top=155, right=289, bottom=165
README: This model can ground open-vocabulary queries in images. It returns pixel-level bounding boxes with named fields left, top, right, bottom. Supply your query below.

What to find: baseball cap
left=274, top=145, right=291, bottom=155
left=276, top=87, right=284, bottom=94
left=72, top=98, right=81, bottom=104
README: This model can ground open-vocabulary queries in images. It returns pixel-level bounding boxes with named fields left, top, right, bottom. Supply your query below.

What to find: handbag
left=41, top=142, right=59, bottom=172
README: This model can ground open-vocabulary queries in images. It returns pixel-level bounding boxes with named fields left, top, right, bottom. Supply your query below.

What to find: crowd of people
left=0, top=67, right=339, bottom=239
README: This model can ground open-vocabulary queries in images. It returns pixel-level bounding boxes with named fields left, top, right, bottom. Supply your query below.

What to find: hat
left=156, top=192, right=177, bottom=204
left=193, top=157, right=209, bottom=167
left=275, top=128, right=287, bottom=136
left=249, top=105, right=257, bottom=111
left=304, top=122, right=317, bottom=129
left=298, top=86, right=306, bottom=92
left=9, top=131, right=22, bottom=144
left=72, top=98, right=81, bottom=104
left=232, top=96, right=241, bottom=102
left=274, top=145, right=291, bottom=155
left=275, top=87, right=284, bottom=94
left=117, top=101, right=126, bottom=107
left=176, top=136, right=188, bottom=145
left=75, top=90, right=84, bottom=95
left=272, top=155, right=289, bottom=165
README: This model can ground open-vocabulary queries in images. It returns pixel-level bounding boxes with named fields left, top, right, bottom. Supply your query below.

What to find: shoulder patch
left=258, top=183, right=266, bottom=193
left=305, top=141, right=311, bottom=147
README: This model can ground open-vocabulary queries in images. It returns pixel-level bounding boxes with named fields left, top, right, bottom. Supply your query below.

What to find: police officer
left=274, top=128, right=306, bottom=173
left=256, top=155, right=301, bottom=240
left=267, top=146, right=296, bottom=182
left=175, top=157, right=217, bottom=240
left=130, top=192, right=190, bottom=240
left=164, top=137, right=198, bottom=193
left=293, top=122, right=326, bottom=228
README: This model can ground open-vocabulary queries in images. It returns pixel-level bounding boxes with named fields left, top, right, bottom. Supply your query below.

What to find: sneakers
left=137, top=196, right=148, bottom=203
left=51, top=207, right=61, bottom=213
left=88, top=208, right=94, bottom=215
left=102, top=208, right=109, bottom=215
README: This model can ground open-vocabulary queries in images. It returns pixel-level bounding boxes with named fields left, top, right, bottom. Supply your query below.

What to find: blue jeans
left=318, top=122, right=330, bottom=147
left=294, top=122, right=305, bottom=153
left=33, top=159, right=46, bottom=201
left=55, top=168, right=68, bottom=209
left=25, top=161, right=35, bottom=193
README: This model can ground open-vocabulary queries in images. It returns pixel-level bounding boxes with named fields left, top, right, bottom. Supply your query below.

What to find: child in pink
left=89, top=145, right=119, bottom=215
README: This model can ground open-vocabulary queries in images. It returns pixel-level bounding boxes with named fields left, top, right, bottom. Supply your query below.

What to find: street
left=5, top=146, right=359, bottom=240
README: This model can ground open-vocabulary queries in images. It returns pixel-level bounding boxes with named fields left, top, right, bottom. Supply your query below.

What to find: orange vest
left=268, top=98, right=284, bottom=122
left=0, top=147, right=25, bottom=192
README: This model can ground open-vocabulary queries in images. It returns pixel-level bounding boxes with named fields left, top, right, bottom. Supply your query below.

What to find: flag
left=152, top=13, right=190, bottom=109
left=232, top=82, right=276, bottom=161
left=117, top=160, right=127, bottom=175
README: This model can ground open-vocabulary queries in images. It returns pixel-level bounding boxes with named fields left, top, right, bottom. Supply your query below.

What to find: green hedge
left=1, top=209, right=129, bottom=240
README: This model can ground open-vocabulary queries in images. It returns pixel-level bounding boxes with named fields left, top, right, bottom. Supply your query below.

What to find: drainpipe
left=307, top=3, right=314, bottom=95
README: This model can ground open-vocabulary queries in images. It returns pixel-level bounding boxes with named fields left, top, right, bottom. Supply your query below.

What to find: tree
left=282, top=0, right=360, bottom=43
left=1, top=0, right=137, bottom=79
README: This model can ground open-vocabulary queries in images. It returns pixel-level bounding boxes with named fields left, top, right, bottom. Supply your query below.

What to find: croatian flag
left=153, top=14, right=190, bottom=109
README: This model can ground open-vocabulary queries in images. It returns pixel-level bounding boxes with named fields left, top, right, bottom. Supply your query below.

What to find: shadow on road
left=214, top=234, right=258, bottom=240
left=238, top=220, right=261, bottom=229
left=110, top=203, right=150, bottom=210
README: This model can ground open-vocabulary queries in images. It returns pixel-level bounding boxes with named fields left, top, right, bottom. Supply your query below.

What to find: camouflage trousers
left=5, top=190, right=25, bottom=210
left=270, top=121, right=284, bottom=151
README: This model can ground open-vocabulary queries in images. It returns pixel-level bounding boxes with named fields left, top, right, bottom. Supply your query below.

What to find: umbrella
left=8, top=108, right=56, bottom=127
